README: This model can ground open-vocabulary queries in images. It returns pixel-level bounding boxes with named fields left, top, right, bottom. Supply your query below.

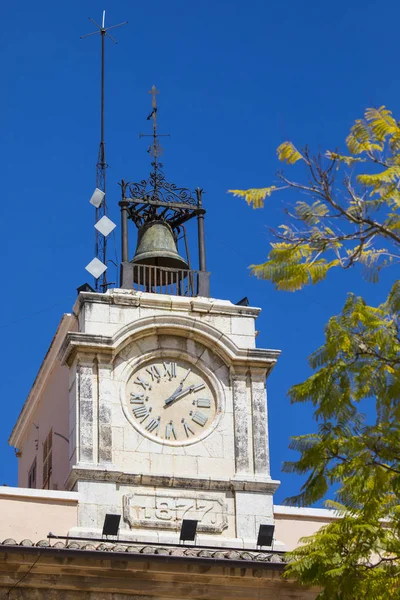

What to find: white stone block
left=236, top=514, right=256, bottom=539
left=111, top=427, right=124, bottom=451
left=188, top=441, right=211, bottom=458
left=158, top=334, right=188, bottom=352
left=235, top=490, right=274, bottom=540
left=231, top=317, right=255, bottom=337
left=214, top=364, right=230, bottom=386
left=122, top=427, right=141, bottom=452
left=109, top=306, right=125, bottom=325
left=223, top=434, right=235, bottom=457
left=112, top=404, right=130, bottom=429
left=136, top=335, right=160, bottom=354
left=78, top=481, right=117, bottom=506
left=86, top=303, right=110, bottom=324
left=78, top=503, right=97, bottom=528
left=117, top=341, right=143, bottom=362
left=136, top=436, right=165, bottom=455
left=229, top=334, right=256, bottom=349
left=85, top=322, right=119, bottom=336
left=115, top=450, right=151, bottom=473
left=202, top=433, right=224, bottom=459
left=164, top=444, right=187, bottom=456
left=149, top=453, right=173, bottom=476
left=236, top=491, right=274, bottom=517
left=203, top=315, right=232, bottom=335
left=110, top=305, right=139, bottom=325
left=197, top=457, right=233, bottom=479
left=198, top=348, right=226, bottom=373
left=186, top=339, right=205, bottom=358
left=173, top=455, right=199, bottom=477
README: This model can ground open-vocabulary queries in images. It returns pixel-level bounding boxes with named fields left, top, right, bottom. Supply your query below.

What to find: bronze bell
left=131, top=221, right=189, bottom=285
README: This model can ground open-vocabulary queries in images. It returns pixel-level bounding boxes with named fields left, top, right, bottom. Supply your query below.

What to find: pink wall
left=274, top=506, right=337, bottom=550
left=17, top=359, right=70, bottom=490
left=0, top=487, right=78, bottom=541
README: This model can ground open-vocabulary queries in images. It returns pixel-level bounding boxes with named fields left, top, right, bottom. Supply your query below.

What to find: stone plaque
left=123, top=491, right=228, bottom=533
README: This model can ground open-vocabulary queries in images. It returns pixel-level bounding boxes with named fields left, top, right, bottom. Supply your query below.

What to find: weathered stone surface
left=65, top=290, right=281, bottom=551
left=232, top=374, right=250, bottom=475
left=251, top=372, right=270, bottom=477
left=78, top=365, right=94, bottom=463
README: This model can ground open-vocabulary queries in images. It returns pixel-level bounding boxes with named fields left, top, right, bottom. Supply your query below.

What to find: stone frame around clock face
left=118, top=341, right=225, bottom=448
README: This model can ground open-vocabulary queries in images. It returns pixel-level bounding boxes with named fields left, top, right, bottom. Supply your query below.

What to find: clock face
left=125, top=359, right=217, bottom=443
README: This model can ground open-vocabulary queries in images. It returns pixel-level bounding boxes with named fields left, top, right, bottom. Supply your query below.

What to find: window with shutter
left=28, top=458, right=37, bottom=488
left=42, top=429, right=52, bottom=489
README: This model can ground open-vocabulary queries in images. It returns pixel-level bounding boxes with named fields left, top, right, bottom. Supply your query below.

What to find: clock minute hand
left=163, top=369, right=192, bottom=406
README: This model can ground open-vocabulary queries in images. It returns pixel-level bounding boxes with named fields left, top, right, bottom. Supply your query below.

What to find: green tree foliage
left=229, top=107, right=400, bottom=291
left=283, top=283, right=400, bottom=598
left=229, top=108, right=400, bottom=598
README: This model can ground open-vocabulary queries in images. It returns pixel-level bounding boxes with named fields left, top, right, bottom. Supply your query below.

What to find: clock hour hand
left=163, top=383, right=183, bottom=406
left=164, top=383, right=205, bottom=407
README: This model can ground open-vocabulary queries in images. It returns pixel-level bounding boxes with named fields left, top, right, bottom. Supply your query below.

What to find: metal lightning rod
left=81, top=11, right=127, bottom=291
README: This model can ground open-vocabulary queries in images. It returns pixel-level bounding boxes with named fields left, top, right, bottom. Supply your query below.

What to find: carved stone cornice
left=73, top=289, right=263, bottom=319
left=59, top=313, right=280, bottom=375
left=66, top=467, right=280, bottom=494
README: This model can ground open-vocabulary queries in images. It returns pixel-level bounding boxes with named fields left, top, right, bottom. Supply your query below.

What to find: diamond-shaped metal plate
left=90, top=188, right=105, bottom=208
left=95, top=215, right=117, bottom=237
left=85, top=257, right=107, bottom=279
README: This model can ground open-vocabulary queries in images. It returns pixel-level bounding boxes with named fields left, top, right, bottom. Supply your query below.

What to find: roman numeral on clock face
left=135, top=377, right=152, bottom=391
left=133, top=406, right=150, bottom=419
left=163, top=362, right=177, bottom=380
left=165, top=422, right=177, bottom=440
left=146, top=417, right=160, bottom=434
left=182, top=420, right=195, bottom=437
left=196, top=398, right=211, bottom=408
left=146, top=365, right=162, bottom=382
left=191, top=411, right=208, bottom=427
left=130, top=393, right=145, bottom=404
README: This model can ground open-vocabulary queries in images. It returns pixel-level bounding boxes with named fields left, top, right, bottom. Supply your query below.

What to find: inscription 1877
left=123, top=492, right=228, bottom=534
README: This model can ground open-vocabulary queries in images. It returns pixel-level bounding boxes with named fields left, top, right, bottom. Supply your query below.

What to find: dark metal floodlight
left=179, top=519, right=198, bottom=542
left=235, top=296, right=249, bottom=307
left=102, top=513, right=121, bottom=537
left=77, top=283, right=95, bottom=294
left=256, top=524, right=275, bottom=548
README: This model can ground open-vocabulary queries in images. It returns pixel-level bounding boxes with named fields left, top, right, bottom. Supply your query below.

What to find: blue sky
left=1, top=0, right=397, bottom=504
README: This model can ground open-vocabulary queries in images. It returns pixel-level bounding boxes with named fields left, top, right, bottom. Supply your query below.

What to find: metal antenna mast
left=81, top=11, right=127, bottom=291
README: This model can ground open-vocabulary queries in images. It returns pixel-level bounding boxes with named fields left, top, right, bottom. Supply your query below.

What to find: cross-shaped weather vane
left=140, top=86, right=171, bottom=160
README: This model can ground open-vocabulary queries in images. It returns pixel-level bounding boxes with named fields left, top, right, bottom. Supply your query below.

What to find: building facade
left=2, top=88, right=328, bottom=599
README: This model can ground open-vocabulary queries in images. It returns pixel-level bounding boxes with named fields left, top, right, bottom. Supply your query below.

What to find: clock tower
left=13, top=88, right=281, bottom=549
